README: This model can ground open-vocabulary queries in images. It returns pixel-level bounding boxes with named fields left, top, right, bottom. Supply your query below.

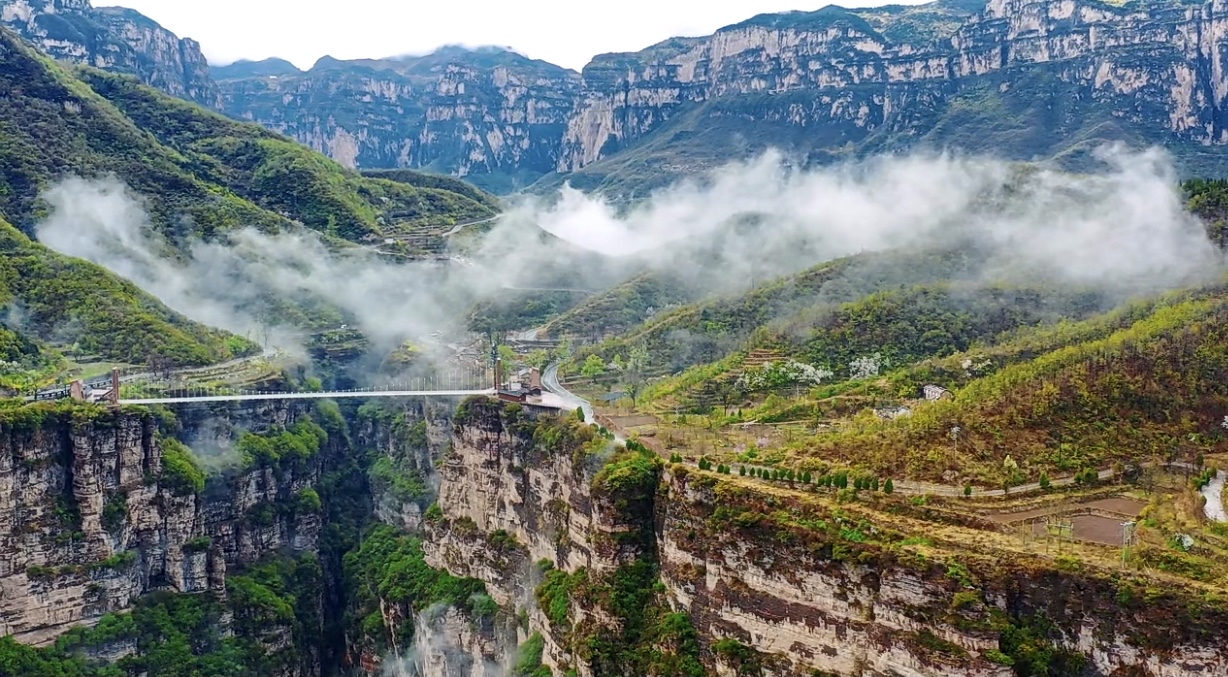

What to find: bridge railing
left=35, top=366, right=496, bottom=403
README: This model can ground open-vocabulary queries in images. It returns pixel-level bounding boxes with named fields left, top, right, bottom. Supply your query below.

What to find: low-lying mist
left=33, top=144, right=1223, bottom=369
left=518, top=144, right=1222, bottom=295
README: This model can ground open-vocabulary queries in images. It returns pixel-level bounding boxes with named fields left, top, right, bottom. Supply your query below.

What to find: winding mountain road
left=542, top=363, right=592, bottom=422
left=1203, top=470, right=1227, bottom=522
left=541, top=363, right=627, bottom=443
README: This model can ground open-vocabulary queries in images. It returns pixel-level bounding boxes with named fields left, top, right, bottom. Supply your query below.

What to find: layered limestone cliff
left=11, top=0, right=1228, bottom=189
left=422, top=398, right=642, bottom=608
left=556, top=0, right=1228, bottom=176
left=0, top=0, right=220, bottom=108
left=217, top=49, right=579, bottom=190
left=211, top=0, right=1228, bottom=189
left=0, top=403, right=320, bottom=646
left=423, top=399, right=1228, bottom=677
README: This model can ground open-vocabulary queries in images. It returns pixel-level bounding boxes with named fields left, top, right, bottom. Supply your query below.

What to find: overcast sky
left=96, top=0, right=930, bottom=71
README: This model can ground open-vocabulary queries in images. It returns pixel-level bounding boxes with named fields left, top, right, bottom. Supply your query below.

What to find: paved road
left=541, top=363, right=626, bottom=443
left=1203, top=470, right=1227, bottom=522
left=542, top=364, right=591, bottom=422
left=120, top=388, right=493, bottom=405
left=443, top=216, right=500, bottom=237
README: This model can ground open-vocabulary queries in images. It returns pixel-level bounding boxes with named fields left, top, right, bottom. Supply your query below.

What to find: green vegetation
left=235, top=420, right=327, bottom=470
left=996, top=615, right=1088, bottom=677
left=512, top=632, right=552, bottom=677
left=579, top=244, right=1112, bottom=412
left=0, top=29, right=497, bottom=367
left=0, top=29, right=495, bottom=241
left=157, top=438, right=205, bottom=496
left=0, top=217, right=254, bottom=368
left=536, top=558, right=706, bottom=677
left=342, top=524, right=489, bottom=651
left=363, top=168, right=503, bottom=212
left=541, top=272, right=701, bottom=339
left=0, top=553, right=324, bottom=677
left=101, top=494, right=127, bottom=531
left=369, top=456, right=430, bottom=503
left=793, top=291, right=1228, bottom=483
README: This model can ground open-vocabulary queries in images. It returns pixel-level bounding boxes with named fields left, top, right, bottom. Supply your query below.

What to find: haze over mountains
left=7, top=0, right=1228, bottom=196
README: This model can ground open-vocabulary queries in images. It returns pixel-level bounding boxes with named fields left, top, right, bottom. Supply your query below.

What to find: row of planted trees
left=680, top=454, right=895, bottom=494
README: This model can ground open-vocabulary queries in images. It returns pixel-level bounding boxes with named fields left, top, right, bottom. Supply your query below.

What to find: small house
left=922, top=384, right=953, bottom=401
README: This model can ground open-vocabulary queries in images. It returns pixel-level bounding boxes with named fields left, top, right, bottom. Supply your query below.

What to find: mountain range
left=6, top=0, right=1228, bottom=195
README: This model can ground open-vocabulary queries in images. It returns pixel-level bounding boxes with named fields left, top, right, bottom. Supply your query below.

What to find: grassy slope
left=540, top=272, right=704, bottom=339
left=0, top=216, right=250, bottom=367
left=0, top=29, right=283, bottom=237
left=0, top=28, right=496, bottom=242
left=577, top=245, right=1012, bottom=374
left=0, top=28, right=500, bottom=367
left=793, top=287, right=1228, bottom=484
left=583, top=181, right=1228, bottom=404
left=77, top=69, right=497, bottom=241
left=361, top=168, right=503, bottom=212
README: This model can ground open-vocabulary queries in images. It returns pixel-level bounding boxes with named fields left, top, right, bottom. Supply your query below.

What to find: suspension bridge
left=118, top=387, right=495, bottom=405
left=31, top=364, right=499, bottom=406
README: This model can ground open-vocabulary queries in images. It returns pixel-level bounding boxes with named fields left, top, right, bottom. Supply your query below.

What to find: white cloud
left=34, top=146, right=1220, bottom=369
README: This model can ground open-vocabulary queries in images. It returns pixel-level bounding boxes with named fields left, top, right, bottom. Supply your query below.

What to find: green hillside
left=786, top=288, right=1228, bottom=484
left=569, top=180, right=1228, bottom=487
left=539, top=272, right=704, bottom=340
left=573, top=245, right=1006, bottom=374
left=0, top=28, right=496, bottom=242
left=0, top=215, right=253, bottom=380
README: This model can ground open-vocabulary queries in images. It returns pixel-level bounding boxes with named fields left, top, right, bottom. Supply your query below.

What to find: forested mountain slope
left=0, top=28, right=496, bottom=242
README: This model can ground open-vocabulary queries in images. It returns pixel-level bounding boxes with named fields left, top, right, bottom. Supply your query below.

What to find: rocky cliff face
left=0, top=0, right=220, bottom=108
left=217, top=48, right=579, bottom=192
left=422, top=399, right=637, bottom=608
left=10, top=0, right=1228, bottom=191
left=209, top=0, right=1228, bottom=191
left=423, top=399, right=1228, bottom=677
left=0, top=403, right=320, bottom=647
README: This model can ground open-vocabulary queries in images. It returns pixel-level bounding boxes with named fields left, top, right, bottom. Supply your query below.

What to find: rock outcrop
left=0, top=403, right=320, bottom=646
left=0, top=0, right=220, bottom=108
left=423, top=399, right=1228, bottom=677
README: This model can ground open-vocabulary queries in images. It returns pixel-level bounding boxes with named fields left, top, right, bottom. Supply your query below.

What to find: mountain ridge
left=9, top=0, right=1228, bottom=194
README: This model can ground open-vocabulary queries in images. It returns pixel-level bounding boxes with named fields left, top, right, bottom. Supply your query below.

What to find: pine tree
left=883, top=478, right=894, bottom=494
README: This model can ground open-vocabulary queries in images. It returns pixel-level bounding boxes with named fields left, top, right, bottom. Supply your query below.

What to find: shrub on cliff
left=342, top=524, right=489, bottom=650
left=594, top=449, right=662, bottom=500
left=237, top=421, right=327, bottom=470
left=512, top=632, right=551, bottom=677
left=159, top=437, right=205, bottom=495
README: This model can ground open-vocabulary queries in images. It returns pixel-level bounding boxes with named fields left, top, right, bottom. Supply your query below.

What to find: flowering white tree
left=736, top=360, right=834, bottom=392
left=849, top=353, right=887, bottom=380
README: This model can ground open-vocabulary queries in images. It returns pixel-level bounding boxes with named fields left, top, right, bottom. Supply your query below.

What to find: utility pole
left=1121, top=520, right=1137, bottom=568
